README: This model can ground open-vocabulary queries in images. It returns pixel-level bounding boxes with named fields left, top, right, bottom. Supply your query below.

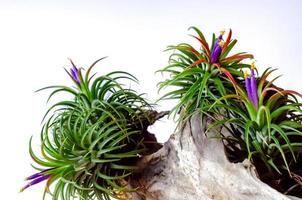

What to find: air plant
left=157, top=27, right=302, bottom=196
left=157, top=27, right=253, bottom=124
left=21, top=58, right=159, bottom=200
left=206, top=63, right=302, bottom=194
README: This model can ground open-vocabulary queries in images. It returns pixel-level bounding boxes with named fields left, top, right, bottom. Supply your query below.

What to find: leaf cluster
left=30, top=59, right=153, bottom=200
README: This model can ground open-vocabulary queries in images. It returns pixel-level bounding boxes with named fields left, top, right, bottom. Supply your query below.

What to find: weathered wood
left=129, top=114, right=301, bottom=200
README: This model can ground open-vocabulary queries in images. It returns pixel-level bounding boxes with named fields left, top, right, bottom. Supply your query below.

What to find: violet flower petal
left=250, top=68, right=258, bottom=109
left=211, top=30, right=224, bottom=55
left=25, top=169, right=51, bottom=180
left=20, top=175, right=50, bottom=192
left=211, top=43, right=222, bottom=63
left=70, top=65, right=80, bottom=84
left=244, top=72, right=252, bottom=101
left=211, top=31, right=224, bottom=64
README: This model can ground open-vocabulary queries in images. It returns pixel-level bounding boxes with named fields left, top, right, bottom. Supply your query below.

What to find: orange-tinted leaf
left=222, top=29, right=232, bottom=51
left=221, top=67, right=237, bottom=86
left=190, top=35, right=211, bottom=59
left=281, top=90, right=302, bottom=98
left=189, top=58, right=206, bottom=67
left=268, top=90, right=302, bottom=108
left=221, top=53, right=254, bottom=64
left=259, top=68, right=277, bottom=87
left=189, top=47, right=200, bottom=55
left=261, top=87, right=281, bottom=98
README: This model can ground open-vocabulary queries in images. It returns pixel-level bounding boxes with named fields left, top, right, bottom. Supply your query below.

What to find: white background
left=0, top=0, right=301, bottom=199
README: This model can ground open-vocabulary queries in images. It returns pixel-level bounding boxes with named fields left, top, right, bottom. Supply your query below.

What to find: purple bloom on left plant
left=69, top=60, right=80, bottom=84
left=20, top=172, right=50, bottom=192
left=24, top=169, right=51, bottom=181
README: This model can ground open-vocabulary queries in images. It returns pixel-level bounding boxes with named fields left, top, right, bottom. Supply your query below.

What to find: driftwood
left=128, top=114, right=301, bottom=200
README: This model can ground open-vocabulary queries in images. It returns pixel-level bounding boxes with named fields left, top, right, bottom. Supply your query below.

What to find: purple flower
left=24, top=169, right=51, bottom=180
left=250, top=64, right=258, bottom=109
left=211, top=30, right=225, bottom=64
left=244, top=71, right=252, bottom=101
left=20, top=173, right=50, bottom=192
left=69, top=59, right=80, bottom=84
left=244, top=64, right=258, bottom=109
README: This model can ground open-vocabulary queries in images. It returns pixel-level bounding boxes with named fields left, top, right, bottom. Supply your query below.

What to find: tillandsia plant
left=20, top=58, right=162, bottom=200
left=206, top=62, right=302, bottom=195
left=157, top=27, right=253, bottom=125
left=158, top=27, right=302, bottom=196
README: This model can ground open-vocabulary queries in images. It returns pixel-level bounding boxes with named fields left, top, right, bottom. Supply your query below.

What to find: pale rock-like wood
left=130, top=114, right=301, bottom=200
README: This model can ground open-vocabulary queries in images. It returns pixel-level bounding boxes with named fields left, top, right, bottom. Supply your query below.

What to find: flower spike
left=250, top=63, right=258, bottom=109
left=244, top=71, right=252, bottom=102
left=210, top=30, right=225, bottom=64
left=69, top=59, right=80, bottom=84
left=24, top=169, right=51, bottom=181
left=211, top=34, right=224, bottom=63
left=20, top=174, right=50, bottom=192
left=244, top=63, right=258, bottom=109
